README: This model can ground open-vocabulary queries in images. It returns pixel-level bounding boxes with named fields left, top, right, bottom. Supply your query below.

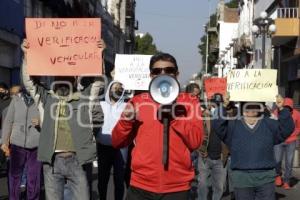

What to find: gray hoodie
left=2, top=94, right=40, bottom=148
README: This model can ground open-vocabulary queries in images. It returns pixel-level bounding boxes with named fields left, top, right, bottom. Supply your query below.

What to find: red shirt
left=112, top=93, right=204, bottom=193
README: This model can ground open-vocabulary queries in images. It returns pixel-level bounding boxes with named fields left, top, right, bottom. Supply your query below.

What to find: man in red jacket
left=274, top=98, right=300, bottom=189
left=112, top=53, right=204, bottom=200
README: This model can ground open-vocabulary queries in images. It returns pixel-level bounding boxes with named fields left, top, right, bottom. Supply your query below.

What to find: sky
left=136, top=0, right=219, bottom=85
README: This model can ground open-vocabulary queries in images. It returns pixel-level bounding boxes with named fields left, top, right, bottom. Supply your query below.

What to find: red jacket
left=283, top=98, right=300, bottom=143
left=112, top=93, right=204, bottom=193
left=274, top=98, right=300, bottom=144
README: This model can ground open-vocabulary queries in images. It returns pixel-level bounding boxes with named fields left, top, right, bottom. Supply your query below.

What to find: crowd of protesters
left=0, top=39, right=299, bottom=200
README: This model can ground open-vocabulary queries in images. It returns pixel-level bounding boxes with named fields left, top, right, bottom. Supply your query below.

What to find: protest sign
left=25, top=18, right=102, bottom=76
left=204, top=78, right=227, bottom=99
left=227, top=69, right=278, bottom=102
left=114, top=54, right=152, bottom=90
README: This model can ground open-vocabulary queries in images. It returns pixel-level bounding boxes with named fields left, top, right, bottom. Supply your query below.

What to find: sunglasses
left=150, top=67, right=178, bottom=75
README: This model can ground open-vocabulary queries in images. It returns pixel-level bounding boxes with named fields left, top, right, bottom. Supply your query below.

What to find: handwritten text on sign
left=227, top=69, right=278, bottom=102
left=114, top=54, right=152, bottom=90
left=25, top=18, right=102, bottom=76
left=204, top=78, right=227, bottom=99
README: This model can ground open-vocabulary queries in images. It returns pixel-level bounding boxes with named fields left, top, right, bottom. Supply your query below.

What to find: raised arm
left=212, top=106, right=231, bottom=144
left=112, top=101, right=137, bottom=148
left=21, top=40, right=47, bottom=105
left=272, top=108, right=295, bottom=144
left=171, top=99, right=204, bottom=151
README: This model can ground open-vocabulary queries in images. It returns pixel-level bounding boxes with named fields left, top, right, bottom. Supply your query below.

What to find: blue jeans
left=191, top=151, right=199, bottom=174
left=198, top=157, right=227, bottom=200
left=43, top=154, right=89, bottom=200
left=274, top=141, right=296, bottom=183
left=234, top=182, right=275, bottom=200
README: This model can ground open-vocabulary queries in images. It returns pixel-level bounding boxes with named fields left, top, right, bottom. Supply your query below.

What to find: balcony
left=273, top=8, right=300, bottom=45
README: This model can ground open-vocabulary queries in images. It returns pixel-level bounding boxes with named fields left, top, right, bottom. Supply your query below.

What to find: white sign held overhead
left=227, top=69, right=278, bottom=102
left=114, top=54, right=152, bottom=90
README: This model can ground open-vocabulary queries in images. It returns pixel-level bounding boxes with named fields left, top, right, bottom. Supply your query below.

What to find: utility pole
left=205, top=26, right=209, bottom=74
left=252, top=11, right=276, bottom=68
left=205, top=0, right=211, bottom=74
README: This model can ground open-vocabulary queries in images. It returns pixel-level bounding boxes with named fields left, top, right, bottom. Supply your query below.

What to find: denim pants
left=97, top=143, right=126, bottom=200
left=9, top=145, right=41, bottom=200
left=274, top=141, right=296, bottom=183
left=234, top=182, right=275, bottom=200
left=63, top=163, right=93, bottom=200
left=43, top=154, right=89, bottom=200
left=197, top=156, right=227, bottom=200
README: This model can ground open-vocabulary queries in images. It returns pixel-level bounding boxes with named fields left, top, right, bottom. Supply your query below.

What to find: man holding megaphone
left=112, top=53, right=204, bottom=200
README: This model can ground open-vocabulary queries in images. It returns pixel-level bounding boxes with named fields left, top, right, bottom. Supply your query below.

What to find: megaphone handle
left=162, top=117, right=170, bottom=170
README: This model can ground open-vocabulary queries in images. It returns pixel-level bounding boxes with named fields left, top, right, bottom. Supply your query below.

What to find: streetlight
left=252, top=11, right=276, bottom=68
left=204, top=24, right=209, bottom=74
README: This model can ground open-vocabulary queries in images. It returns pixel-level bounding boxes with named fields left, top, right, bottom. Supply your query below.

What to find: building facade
left=216, top=0, right=239, bottom=77
left=0, top=0, right=24, bottom=85
left=214, top=0, right=300, bottom=107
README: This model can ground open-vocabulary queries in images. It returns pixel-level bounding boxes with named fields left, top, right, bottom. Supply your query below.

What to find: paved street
left=1, top=165, right=300, bottom=200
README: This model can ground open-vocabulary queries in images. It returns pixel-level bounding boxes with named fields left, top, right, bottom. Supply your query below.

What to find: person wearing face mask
left=1, top=88, right=41, bottom=200
left=95, top=81, right=127, bottom=200
left=21, top=39, right=105, bottom=200
left=212, top=95, right=295, bottom=200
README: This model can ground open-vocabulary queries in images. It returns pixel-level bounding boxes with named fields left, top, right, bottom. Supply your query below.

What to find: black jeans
left=97, top=143, right=126, bottom=200
left=126, top=186, right=190, bottom=200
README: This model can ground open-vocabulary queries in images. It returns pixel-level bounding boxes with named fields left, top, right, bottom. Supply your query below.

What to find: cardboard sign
left=25, top=18, right=102, bottom=76
left=204, top=78, right=227, bottom=99
left=227, top=69, right=278, bottom=102
left=114, top=54, right=152, bottom=90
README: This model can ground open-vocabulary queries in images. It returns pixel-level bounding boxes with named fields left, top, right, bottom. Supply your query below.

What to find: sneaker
left=282, top=182, right=291, bottom=190
left=275, top=176, right=282, bottom=186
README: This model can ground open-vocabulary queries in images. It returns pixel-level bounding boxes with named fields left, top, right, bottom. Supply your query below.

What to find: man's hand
left=1, top=144, right=10, bottom=157
left=276, top=95, right=284, bottom=111
left=223, top=92, right=230, bottom=108
left=21, top=39, right=30, bottom=55
left=97, top=39, right=106, bottom=51
left=32, top=118, right=40, bottom=127
left=123, top=103, right=136, bottom=120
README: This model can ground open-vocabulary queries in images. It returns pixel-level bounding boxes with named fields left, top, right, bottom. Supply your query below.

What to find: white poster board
left=227, top=69, right=278, bottom=102
left=114, top=54, right=152, bottom=90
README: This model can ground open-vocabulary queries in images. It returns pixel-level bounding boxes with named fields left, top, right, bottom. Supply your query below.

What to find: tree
left=134, top=33, right=159, bottom=55
left=226, top=0, right=239, bottom=8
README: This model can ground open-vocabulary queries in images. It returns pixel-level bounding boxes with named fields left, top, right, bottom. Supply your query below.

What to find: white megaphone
left=149, top=74, right=180, bottom=105
left=149, top=74, right=180, bottom=170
